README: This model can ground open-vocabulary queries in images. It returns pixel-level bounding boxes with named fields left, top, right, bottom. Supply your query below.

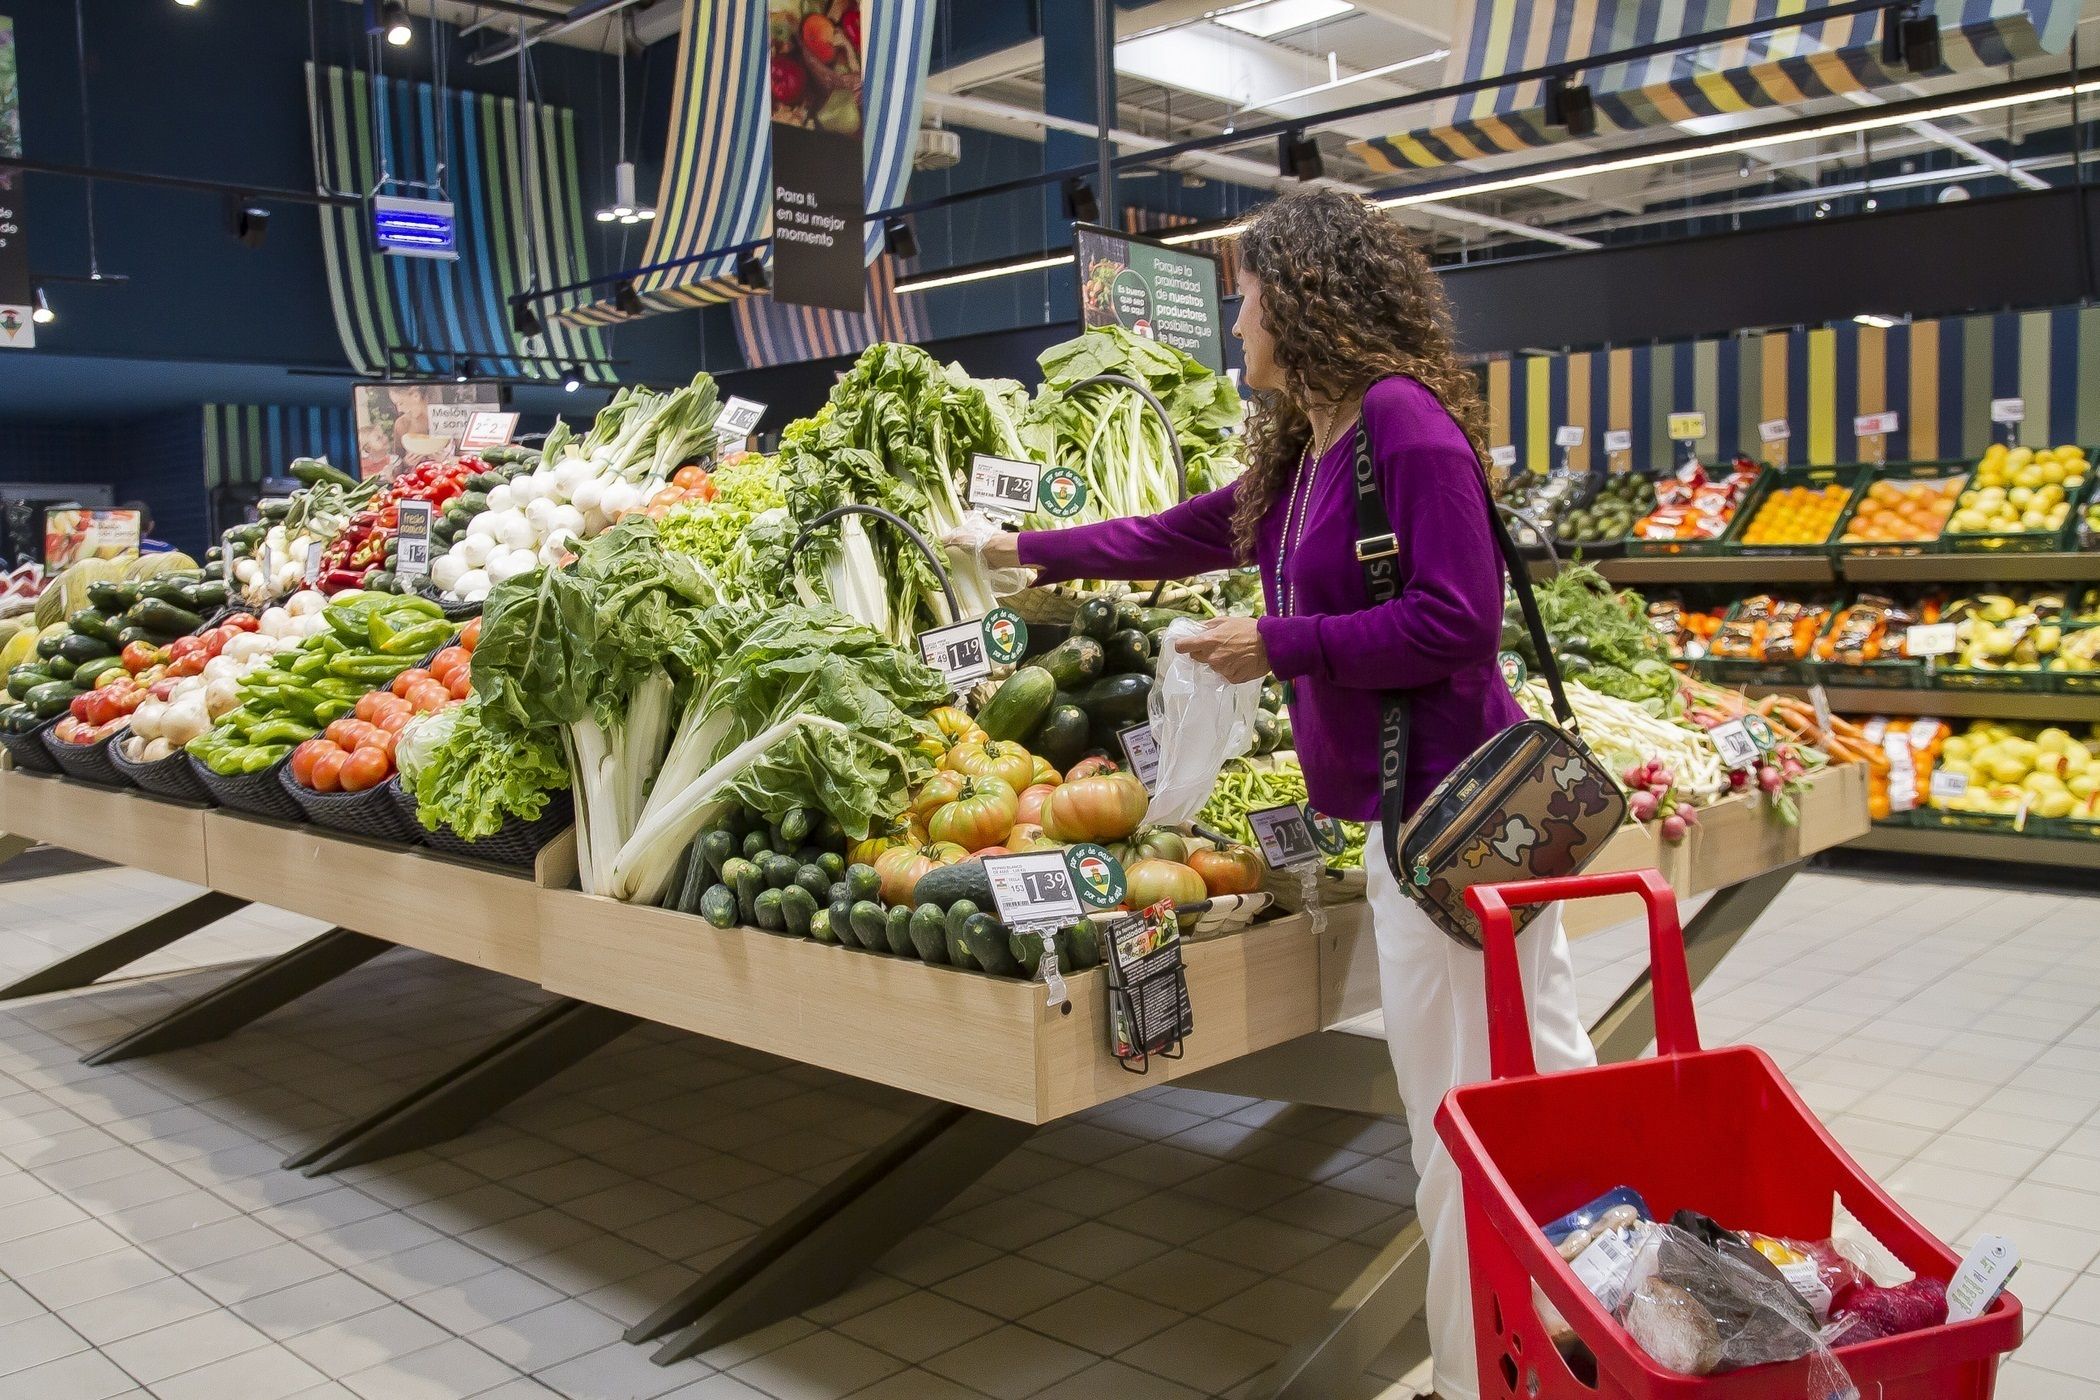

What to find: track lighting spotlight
left=1543, top=76, right=1596, bottom=138
left=1883, top=4, right=1941, bottom=72
left=882, top=216, right=918, bottom=259
left=1278, top=131, right=1323, bottom=181
left=455, top=358, right=474, bottom=383
left=512, top=301, right=543, bottom=339
left=227, top=197, right=270, bottom=248
left=381, top=0, right=412, bottom=46
left=562, top=367, right=582, bottom=393
left=613, top=278, right=644, bottom=316
left=31, top=288, right=53, bottom=325
left=736, top=254, right=768, bottom=291
left=1061, top=177, right=1099, bottom=224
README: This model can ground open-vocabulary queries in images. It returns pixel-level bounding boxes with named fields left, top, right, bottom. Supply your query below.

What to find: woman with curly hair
left=959, top=186, right=1594, bottom=1400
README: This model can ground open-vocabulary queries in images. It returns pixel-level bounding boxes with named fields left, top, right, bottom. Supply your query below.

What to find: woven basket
left=109, top=738, right=213, bottom=803
left=0, top=717, right=63, bottom=774
left=387, top=776, right=572, bottom=869
left=281, top=766, right=423, bottom=845
left=188, top=752, right=305, bottom=821
left=1004, top=587, right=1080, bottom=628
left=40, top=726, right=134, bottom=789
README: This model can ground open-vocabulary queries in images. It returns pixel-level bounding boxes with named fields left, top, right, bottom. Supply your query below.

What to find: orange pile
left=1838, top=476, right=1964, bottom=544
left=1737, top=483, right=1851, bottom=545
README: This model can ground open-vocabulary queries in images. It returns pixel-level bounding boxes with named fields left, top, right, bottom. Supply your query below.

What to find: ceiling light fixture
left=1256, top=49, right=1449, bottom=109
left=1853, top=313, right=1900, bottom=328
left=31, top=287, right=53, bottom=325
left=380, top=0, right=412, bottom=47
left=594, top=24, right=656, bottom=225
left=1543, top=76, right=1596, bottom=138
left=562, top=366, right=583, bottom=392
left=512, top=301, right=544, bottom=339
left=1278, top=130, right=1323, bottom=180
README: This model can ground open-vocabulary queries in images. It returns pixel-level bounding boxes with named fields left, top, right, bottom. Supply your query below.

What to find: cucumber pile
left=2, top=573, right=229, bottom=734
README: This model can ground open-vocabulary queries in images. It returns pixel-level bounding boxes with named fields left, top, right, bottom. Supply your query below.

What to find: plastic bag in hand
left=944, top=512, right=1033, bottom=599
left=1143, top=618, right=1263, bottom=827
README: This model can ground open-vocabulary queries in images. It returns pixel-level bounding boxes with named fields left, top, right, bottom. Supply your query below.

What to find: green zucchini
left=43, top=655, right=76, bottom=681
left=73, top=656, right=128, bottom=690
left=68, top=610, right=121, bottom=647
left=458, top=491, right=491, bottom=514
left=137, top=579, right=192, bottom=606
left=1035, top=637, right=1105, bottom=690
left=883, top=905, right=914, bottom=957
left=125, top=599, right=203, bottom=637
left=1071, top=597, right=1118, bottom=640
left=8, top=665, right=52, bottom=700
left=56, top=633, right=115, bottom=666
left=964, top=914, right=1023, bottom=977
left=24, top=681, right=77, bottom=718
left=113, top=626, right=157, bottom=648
left=34, top=631, right=67, bottom=660
left=779, top=886, right=818, bottom=938
left=1076, top=673, right=1153, bottom=732
left=699, top=885, right=739, bottom=928
left=1026, top=704, right=1090, bottom=774
left=86, top=581, right=139, bottom=613
left=976, top=666, right=1056, bottom=743
left=1103, top=628, right=1154, bottom=675
left=465, top=472, right=507, bottom=493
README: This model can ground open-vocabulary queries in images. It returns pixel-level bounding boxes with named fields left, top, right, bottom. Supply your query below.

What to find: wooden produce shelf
left=0, top=768, right=211, bottom=885
left=1851, top=821, right=2100, bottom=870
left=202, top=812, right=568, bottom=981
left=1316, top=762, right=1868, bottom=1032
left=539, top=892, right=1323, bottom=1124
left=1743, top=684, right=2100, bottom=723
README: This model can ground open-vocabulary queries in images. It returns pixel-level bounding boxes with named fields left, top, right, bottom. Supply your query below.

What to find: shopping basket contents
left=1436, top=869, right=2022, bottom=1400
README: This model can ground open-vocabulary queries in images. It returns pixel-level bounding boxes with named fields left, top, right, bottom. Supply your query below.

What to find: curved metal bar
left=789, top=503, right=962, bottom=623
left=1497, top=503, right=1561, bottom=567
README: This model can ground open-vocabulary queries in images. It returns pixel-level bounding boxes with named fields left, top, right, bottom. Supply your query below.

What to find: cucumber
left=779, top=807, right=816, bottom=844
left=943, top=900, right=980, bottom=971
left=809, top=908, right=837, bottom=944
left=964, top=914, right=1022, bottom=977
left=1076, top=673, right=1153, bottom=734
left=8, top=665, right=52, bottom=700
left=126, top=599, right=203, bottom=637
left=845, top=863, right=882, bottom=903
left=1007, top=926, right=1070, bottom=979
left=458, top=491, right=490, bottom=514
left=780, top=886, right=818, bottom=938
left=763, top=853, right=801, bottom=890
left=699, top=885, right=739, bottom=928
left=815, top=851, right=845, bottom=881
left=848, top=900, right=888, bottom=950
left=1036, top=637, right=1105, bottom=690
left=35, top=631, right=66, bottom=660
left=729, top=859, right=763, bottom=925
left=190, top=580, right=230, bottom=609
left=1072, top=597, right=1117, bottom=640
left=912, top=859, right=995, bottom=910
left=466, top=472, right=507, bottom=493
left=742, top=829, right=770, bottom=860
left=86, top=581, right=139, bottom=613
left=24, top=681, right=76, bottom=718
left=1065, top=916, right=1102, bottom=969
left=138, top=579, right=191, bottom=606
left=1103, top=628, right=1154, bottom=675
left=753, top=888, right=786, bottom=932
left=907, top=905, right=948, bottom=963
left=976, top=666, right=1057, bottom=743
left=883, top=905, right=914, bottom=957
left=828, top=898, right=858, bottom=948
left=702, top=829, right=737, bottom=881
left=68, top=610, right=121, bottom=647
left=1026, top=704, right=1090, bottom=774
left=794, top=865, right=832, bottom=904
left=44, top=655, right=76, bottom=681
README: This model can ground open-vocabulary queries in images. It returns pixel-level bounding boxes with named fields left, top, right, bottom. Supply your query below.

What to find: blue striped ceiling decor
left=1352, top=1, right=2074, bottom=174
left=305, top=64, right=611, bottom=382
left=557, top=0, right=936, bottom=327
left=730, top=255, right=927, bottom=368
left=202, top=404, right=360, bottom=491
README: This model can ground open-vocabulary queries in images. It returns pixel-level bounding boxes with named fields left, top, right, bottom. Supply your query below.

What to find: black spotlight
left=455, top=357, right=475, bottom=384
left=882, top=215, right=918, bottom=259
left=561, top=366, right=582, bottom=393
left=227, top=197, right=270, bottom=248
left=511, top=301, right=544, bottom=338
left=1543, top=76, right=1596, bottom=137
left=613, top=278, right=644, bottom=316
left=736, top=253, right=768, bottom=291
left=1278, top=130, right=1323, bottom=181
left=1901, top=11, right=1941, bottom=71
left=1061, top=177, right=1099, bottom=224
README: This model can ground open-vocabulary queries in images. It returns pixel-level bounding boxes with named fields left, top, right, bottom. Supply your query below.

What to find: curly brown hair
left=1229, top=186, right=1488, bottom=560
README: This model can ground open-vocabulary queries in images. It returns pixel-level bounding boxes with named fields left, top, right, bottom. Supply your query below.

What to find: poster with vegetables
left=769, top=1, right=866, bottom=312
left=0, top=17, right=32, bottom=350
left=1073, top=225, right=1225, bottom=374
left=353, top=382, right=502, bottom=480
left=43, top=510, right=141, bottom=570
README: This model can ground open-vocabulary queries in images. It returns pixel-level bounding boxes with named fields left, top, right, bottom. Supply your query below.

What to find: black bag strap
left=1350, top=409, right=1577, bottom=878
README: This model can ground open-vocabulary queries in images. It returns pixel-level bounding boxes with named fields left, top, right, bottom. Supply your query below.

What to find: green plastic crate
left=1719, top=464, right=1870, bottom=555
left=1825, top=461, right=1971, bottom=559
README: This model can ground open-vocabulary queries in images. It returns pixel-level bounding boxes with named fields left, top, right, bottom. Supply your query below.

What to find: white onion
left=553, top=456, right=592, bottom=496
left=454, top=569, right=490, bottom=598
left=468, top=512, right=501, bottom=541
left=486, top=484, right=514, bottom=514
left=538, top=529, right=576, bottom=565
left=496, top=513, right=538, bottom=552
left=286, top=590, right=327, bottom=616
left=550, top=504, right=585, bottom=535
left=432, top=554, right=467, bottom=592
left=458, top=534, right=494, bottom=570
left=570, top=476, right=606, bottom=516
left=486, top=548, right=537, bottom=584
left=525, top=497, right=558, bottom=531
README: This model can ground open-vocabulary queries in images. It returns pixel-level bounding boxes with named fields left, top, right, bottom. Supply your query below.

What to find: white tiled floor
left=0, top=861, right=2095, bottom=1398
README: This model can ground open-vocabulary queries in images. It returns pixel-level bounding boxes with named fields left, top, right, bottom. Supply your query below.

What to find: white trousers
left=1362, top=823, right=1596, bottom=1400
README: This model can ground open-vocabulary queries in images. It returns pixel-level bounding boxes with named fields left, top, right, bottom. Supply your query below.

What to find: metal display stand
left=0, top=890, right=251, bottom=1002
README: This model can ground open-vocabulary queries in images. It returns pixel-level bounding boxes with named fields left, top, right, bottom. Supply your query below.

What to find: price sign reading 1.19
left=918, top=619, right=990, bottom=690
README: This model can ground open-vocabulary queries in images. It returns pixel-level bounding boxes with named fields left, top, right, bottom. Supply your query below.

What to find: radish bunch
left=1622, top=759, right=1701, bottom=844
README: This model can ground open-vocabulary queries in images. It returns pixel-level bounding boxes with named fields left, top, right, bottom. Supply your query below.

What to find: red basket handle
left=1465, top=869, right=1699, bottom=1080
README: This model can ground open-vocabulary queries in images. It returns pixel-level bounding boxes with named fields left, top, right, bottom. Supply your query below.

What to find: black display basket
left=188, top=752, right=306, bottom=821
left=0, top=716, right=64, bottom=774
left=109, top=737, right=213, bottom=803
left=386, top=775, right=572, bottom=869
left=40, top=726, right=134, bottom=790
left=281, top=766, right=423, bottom=845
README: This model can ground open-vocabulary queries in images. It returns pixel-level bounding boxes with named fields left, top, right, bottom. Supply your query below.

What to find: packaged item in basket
left=1542, top=1186, right=1654, bottom=1247
left=1741, top=1234, right=1870, bottom=1321
left=1713, top=596, right=1776, bottom=660
left=1825, top=1277, right=1948, bottom=1347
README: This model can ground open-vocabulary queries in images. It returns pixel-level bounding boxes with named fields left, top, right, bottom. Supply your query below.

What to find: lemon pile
left=1948, top=443, right=2086, bottom=536
left=1933, top=721, right=2100, bottom=821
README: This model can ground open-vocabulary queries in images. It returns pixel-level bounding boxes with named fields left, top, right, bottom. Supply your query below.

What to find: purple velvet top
left=1018, top=376, right=1522, bottom=823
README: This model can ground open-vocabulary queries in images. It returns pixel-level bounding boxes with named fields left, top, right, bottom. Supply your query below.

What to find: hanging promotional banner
left=352, top=383, right=502, bottom=480
left=0, top=18, right=32, bottom=350
left=1073, top=224, right=1224, bottom=373
left=769, top=2, right=867, bottom=313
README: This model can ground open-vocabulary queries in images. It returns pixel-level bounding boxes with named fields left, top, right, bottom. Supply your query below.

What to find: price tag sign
left=918, top=619, right=990, bottom=691
left=1603, top=429, right=1632, bottom=454
left=1929, top=769, right=1970, bottom=802
left=1488, top=445, right=1518, bottom=470
left=394, top=499, right=435, bottom=580
left=1854, top=410, right=1900, bottom=438
left=1117, top=722, right=1162, bottom=790
left=715, top=396, right=767, bottom=443
left=1990, top=398, right=2026, bottom=425
left=968, top=454, right=1044, bottom=520
left=459, top=411, right=518, bottom=451
left=983, top=850, right=1083, bottom=930
left=1708, top=719, right=1761, bottom=771
left=1758, top=418, right=1791, bottom=444
left=1554, top=424, right=1585, bottom=449
left=303, top=540, right=324, bottom=586
left=1905, top=622, right=1959, bottom=658
left=1809, top=684, right=1833, bottom=737
left=1947, top=1236, right=2020, bottom=1323
left=1248, top=803, right=1321, bottom=869
left=1668, top=412, right=1708, bottom=441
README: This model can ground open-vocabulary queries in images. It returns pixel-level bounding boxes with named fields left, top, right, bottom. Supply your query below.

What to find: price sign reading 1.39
left=982, top=850, right=1085, bottom=929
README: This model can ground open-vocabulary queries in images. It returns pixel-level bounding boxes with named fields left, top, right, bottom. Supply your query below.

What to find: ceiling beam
left=1344, top=0, right=1453, bottom=44
left=930, top=0, right=1221, bottom=94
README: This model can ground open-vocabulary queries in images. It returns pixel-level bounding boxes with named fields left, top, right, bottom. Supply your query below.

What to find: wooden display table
left=0, top=765, right=211, bottom=885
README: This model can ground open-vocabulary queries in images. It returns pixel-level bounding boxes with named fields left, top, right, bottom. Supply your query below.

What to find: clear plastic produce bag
left=942, top=512, right=1035, bottom=599
left=1144, top=619, right=1263, bottom=827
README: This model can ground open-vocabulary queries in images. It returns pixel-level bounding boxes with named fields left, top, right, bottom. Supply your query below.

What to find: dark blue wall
left=0, top=410, right=206, bottom=556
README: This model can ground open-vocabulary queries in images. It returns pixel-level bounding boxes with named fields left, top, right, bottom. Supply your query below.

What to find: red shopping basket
left=1435, top=869, right=2021, bottom=1399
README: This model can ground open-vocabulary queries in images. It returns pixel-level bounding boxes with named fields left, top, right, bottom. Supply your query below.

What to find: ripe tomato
left=325, top=719, right=361, bottom=749
left=447, top=670, right=471, bottom=701
left=69, top=693, right=93, bottom=722
left=390, top=668, right=432, bottom=699
left=428, top=647, right=469, bottom=684
left=167, top=654, right=205, bottom=679
left=406, top=680, right=451, bottom=714
left=223, top=612, right=260, bottom=633
left=460, top=617, right=481, bottom=650
left=120, top=641, right=160, bottom=674
left=290, top=739, right=330, bottom=787
left=339, top=746, right=391, bottom=792
left=375, top=706, right=412, bottom=735
left=310, top=747, right=349, bottom=793
left=354, top=692, right=385, bottom=723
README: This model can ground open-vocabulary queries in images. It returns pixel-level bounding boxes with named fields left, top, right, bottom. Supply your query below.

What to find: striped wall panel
left=201, top=404, right=360, bottom=492
left=556, top=0, right=934, bottom=327
left=1477, top=303, right=2100, bottom=475
left=1353, top=2, right=2072, bottom=174
left=729, top=256, right=927, bottom=369
left=306, top=66, right=609, bottom=381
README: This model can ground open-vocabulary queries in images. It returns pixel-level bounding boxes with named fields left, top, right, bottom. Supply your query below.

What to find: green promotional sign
left=1073, top=225, right=1225, bottom=373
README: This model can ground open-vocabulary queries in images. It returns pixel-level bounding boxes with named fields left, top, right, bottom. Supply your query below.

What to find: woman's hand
left=1180, top=616, right=1269, bottom=683
left=942, top=525, right=1022, bottom=573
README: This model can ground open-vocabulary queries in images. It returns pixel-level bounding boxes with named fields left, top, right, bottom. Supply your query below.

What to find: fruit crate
left=1939, top=445, right=2093, bottom=554
left=2051, top=623, right=2100, bottom=693
left=1715, top=463, right=1870, bottom=555
left=1547, top=473, right=1657, bottom=558
left=1925, top=660, right=2054, bottom=693
left=1825, top=460, right=1971, bottom=559
left=2047, top=814, right=2100, bottom=842
left=1906, top=802, right=2029, bottom=835
left=1806, top=658, right=1929, bottom=688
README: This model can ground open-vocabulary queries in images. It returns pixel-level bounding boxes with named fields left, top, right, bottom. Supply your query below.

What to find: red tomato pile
left=55, top=614, right=262, bottom=743
left=289, top=623, right=478, bottom=794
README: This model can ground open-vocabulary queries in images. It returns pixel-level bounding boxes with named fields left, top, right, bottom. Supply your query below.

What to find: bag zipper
left=1407, top=730, right=1553, bottom=887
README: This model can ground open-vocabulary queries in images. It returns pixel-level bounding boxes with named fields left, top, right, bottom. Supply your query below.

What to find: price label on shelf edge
left=303, top=540, right=324, bottom=586
left=1904, top=622, right=1959, bottom=658
left=1708, top=718, right=1762, bottom=771
left=1603, top=429, right=1632, bottom=454
left=1667, top=412, right=1707, bottom=441
left=1117, top=722, right=1162, bottom=790
left=967, top=454, right=1044, bottom=521
left=715, top=396, right=767, bottom=443
left=1758, top=418, right=1791, bottom=444
left=1853, top=410, right=1900, bottom=438
left=1990, top=398, right=2026, bottom=425
left=394, top=499, right=435, bottom=580
left=1554, top=424, right=1585, bottom=449
left=982, top=850, right=1084, bottom=931
left=917, top=618, right=991, bottom=691
left=1488, top=445, right=1518, bottom=470
left=1248, top=803, right=1322, bottom=869
left=1929, top=769, right=1970, bottom=802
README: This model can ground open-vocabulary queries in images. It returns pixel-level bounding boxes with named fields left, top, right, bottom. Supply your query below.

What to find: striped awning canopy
left=306, top=64, right=610, bottom=381
left=556, top=0, right=935, bottom=329
left=1352, top=1, right=2076, bottom=175
left=203, top=404, right=361, bottom=491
